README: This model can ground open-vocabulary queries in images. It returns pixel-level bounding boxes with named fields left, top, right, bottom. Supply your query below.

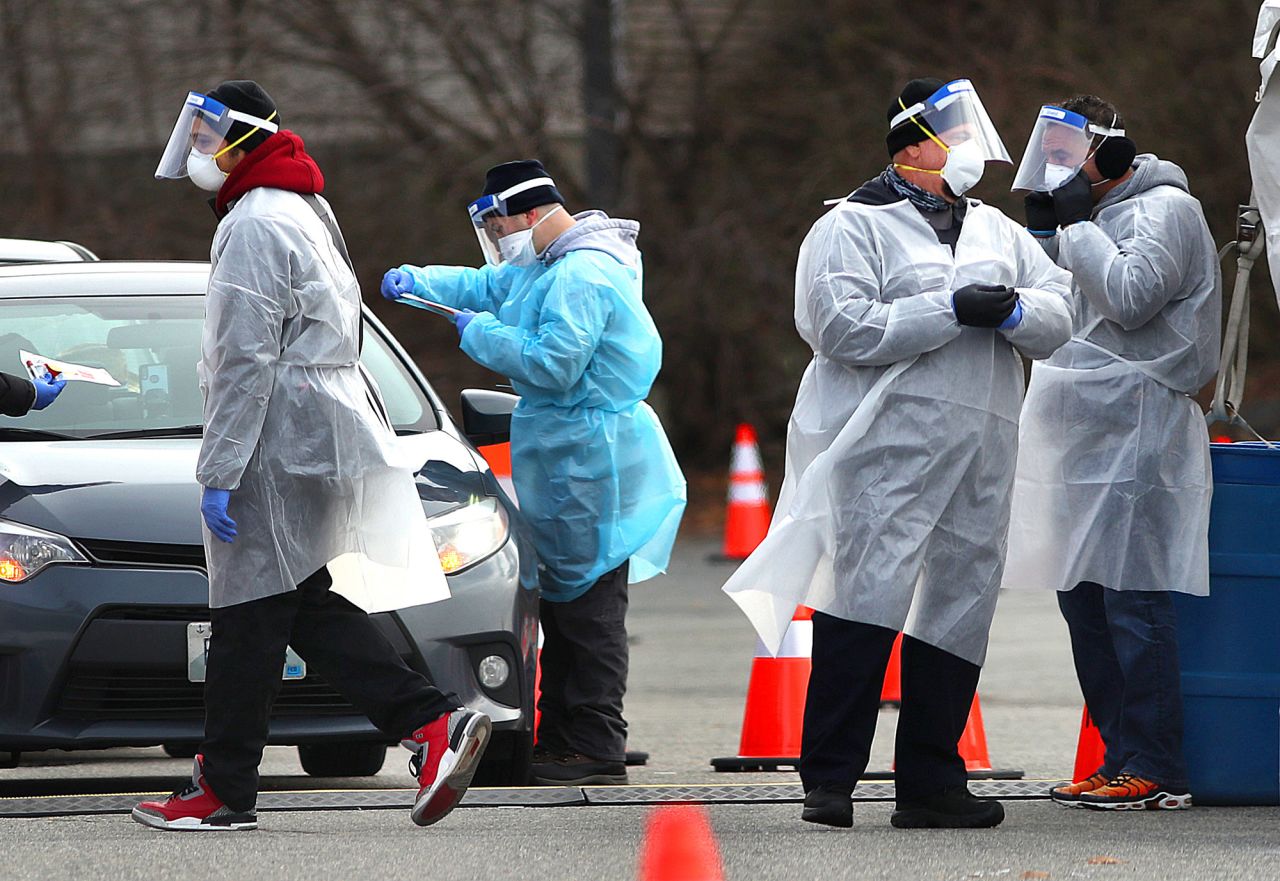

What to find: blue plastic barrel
left=1173, top=442, right=1280, bottom=805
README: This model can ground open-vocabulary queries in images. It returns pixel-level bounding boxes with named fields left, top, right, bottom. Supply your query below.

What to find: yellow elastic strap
left=214, top=110, right=279, bottom=159
left=893, top=163, right=942, bottom=176
left=898, top=96, right=951, bottom=154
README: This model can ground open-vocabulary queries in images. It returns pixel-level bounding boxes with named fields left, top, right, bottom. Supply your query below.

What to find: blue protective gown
left=399, top=211, right=686, bottom=601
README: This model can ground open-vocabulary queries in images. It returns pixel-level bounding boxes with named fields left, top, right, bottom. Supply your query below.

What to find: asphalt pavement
left=0, top=537, right=1275, bottom=881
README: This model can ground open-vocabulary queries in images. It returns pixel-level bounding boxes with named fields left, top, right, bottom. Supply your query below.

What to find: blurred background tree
left=0, top=0, right=1272, bottom=527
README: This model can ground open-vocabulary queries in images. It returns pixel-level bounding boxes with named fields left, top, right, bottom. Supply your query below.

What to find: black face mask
left=1094, top=136, right=1137, bottom=180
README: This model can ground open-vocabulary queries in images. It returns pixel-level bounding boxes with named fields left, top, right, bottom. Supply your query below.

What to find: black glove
left=1051, top=169, right=1093, bottom=227
left=952, top=283, right=1019, bottom=328
left=1024, top=191, right=1057, bottom=236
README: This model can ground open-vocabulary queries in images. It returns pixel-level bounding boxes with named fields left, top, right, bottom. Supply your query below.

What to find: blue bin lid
left=1211, top=442, right=1280, bottom=485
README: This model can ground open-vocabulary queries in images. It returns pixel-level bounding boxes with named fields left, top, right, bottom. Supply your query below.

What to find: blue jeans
left=1057, top=582, right=1188, bottom=790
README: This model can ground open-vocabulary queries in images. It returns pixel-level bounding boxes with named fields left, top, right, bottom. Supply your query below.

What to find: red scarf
left=215, top=130, right=325, bottom=217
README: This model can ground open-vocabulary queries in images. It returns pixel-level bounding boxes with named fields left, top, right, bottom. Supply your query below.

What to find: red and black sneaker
left=131, top=755, right=257, bottom=831
left=404, top=707, right=492, bottom=827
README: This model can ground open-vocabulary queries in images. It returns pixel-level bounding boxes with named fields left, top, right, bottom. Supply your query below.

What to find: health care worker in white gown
left=723, top=77, right=1073, bottom=830
left=1007, top=95, right=1220, bottom=811
left=382, top=160, right=686, bottom=787
left=135, top=81, right=489, bottom=834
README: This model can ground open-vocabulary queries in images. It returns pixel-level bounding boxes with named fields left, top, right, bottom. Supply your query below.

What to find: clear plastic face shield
left=889, top=79, right=1011, bottom=197
left=466, top=176, right=557, bottom=266
left=890, top=79, right=1012, bottom=163
left=1011, top=105, right=1096, bottom=192
left=154, top=91, right=279, bottom=181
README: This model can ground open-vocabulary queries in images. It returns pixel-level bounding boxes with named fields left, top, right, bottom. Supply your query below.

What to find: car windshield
left=0, top=295, right=439, bottom=439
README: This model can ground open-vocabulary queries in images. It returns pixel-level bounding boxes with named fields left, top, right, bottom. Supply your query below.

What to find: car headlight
left=427, top=497, right=509, bottom=575
left=0, top=519, right=88, bottom=583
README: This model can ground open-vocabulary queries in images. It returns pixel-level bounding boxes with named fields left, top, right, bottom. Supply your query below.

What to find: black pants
left=201, top=568, right=456, bottom=812
left=799, top=612, right=981, bottom=802
left=536, top=562, right=629, bottom=763
left=1058, top=582, right=1188, bottom=789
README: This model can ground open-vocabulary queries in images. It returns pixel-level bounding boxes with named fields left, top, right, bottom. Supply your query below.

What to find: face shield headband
left=154, top=92, right=279, bottom=180
left=467, top=176, right=558, bottom=266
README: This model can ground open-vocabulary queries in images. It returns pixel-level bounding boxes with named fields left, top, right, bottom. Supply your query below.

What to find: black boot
left=801, top=785, right=854, bottom=828
left=530, top=753, right=627, bottom=786
left=890, top=786, right=1004, bottom=829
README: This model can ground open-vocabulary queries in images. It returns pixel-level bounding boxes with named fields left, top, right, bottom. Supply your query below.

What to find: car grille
left=56, top=671, right=362, bottom=720
left=95, top=606, right=209, bottom=622
left=76, top=538, right=206, bottom=569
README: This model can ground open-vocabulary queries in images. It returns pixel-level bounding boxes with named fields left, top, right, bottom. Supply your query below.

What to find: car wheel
left=297, top=742, right=388, bottom=777
left=471, top=730, right=533, bottom=787
left=162, top=743, right=198, bottom=759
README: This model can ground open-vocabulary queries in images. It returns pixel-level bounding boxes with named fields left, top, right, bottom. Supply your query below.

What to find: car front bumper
left=0, top=539, right=536, bottom=753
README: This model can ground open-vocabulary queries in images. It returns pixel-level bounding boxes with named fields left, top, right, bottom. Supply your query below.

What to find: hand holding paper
left=20, top=350, right=121, bottom=387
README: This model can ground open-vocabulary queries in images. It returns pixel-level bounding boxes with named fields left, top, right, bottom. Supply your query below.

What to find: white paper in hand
left=20, top=350, right=121, bottom=387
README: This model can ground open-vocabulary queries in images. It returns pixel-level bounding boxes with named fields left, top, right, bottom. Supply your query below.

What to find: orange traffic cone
left=710, top=607, right=812, bottom=771
left=958, top=694, right=993, bottom=773
left=880, top=633, right=903, bottom=707
left=477, top=441, right=519, bottom=506
left=1072, top=705, right=1107, bottom=783
left=638, top=804, right=724, bottom=881
left=533, top=625, right=544, bottom=743
left=721, top=424, right=770, bottom=559
left=879, top=692, right=1023, bottom=781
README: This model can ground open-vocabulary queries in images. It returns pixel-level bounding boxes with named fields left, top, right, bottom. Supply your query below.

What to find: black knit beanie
left=886, top=77, right=945, bottom=158
left=479, top=159, right=565, bottom=215
left=206, top=80, right=279, bottom=153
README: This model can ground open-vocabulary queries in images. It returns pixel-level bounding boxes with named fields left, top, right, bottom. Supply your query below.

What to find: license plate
left=186, top=622, right=307, bottom=683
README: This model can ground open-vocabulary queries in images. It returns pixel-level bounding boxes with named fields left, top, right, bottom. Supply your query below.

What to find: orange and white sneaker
left=1049, top=772, right=1110, bottom=807
left=1077, top=772, right=1192, bottom=811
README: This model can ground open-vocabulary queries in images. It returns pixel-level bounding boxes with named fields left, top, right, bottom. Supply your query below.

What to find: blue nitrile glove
left=998, top=299, right=1024, bottom=330
left=30, top=371, right=66, bottom=411
left=381, top=268, right=414, bottom=301
left=454, top=309, right=477, bottom=336
left=200, top=487, right=238, bottom=544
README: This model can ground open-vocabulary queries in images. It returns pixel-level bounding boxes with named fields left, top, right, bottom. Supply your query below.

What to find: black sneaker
left=801, top=785, right=853, bottom=828
left=891, top=785, right=1005, bottom=829
left=531, top=753, right=627, bottom=785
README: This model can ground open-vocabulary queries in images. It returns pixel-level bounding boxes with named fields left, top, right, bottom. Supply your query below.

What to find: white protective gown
left=1003, top=155, right=1221, bottom=597
left=723, top=192, right=1073, bottom=667
left=198, top=187, right=448, bottom=611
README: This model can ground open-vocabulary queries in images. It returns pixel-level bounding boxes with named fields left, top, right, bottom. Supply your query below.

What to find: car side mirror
left=461, top=388, right=519, bottom=446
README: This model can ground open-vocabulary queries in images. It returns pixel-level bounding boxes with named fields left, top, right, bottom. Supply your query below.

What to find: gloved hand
left=200, top=487, right=238, bottom=544
left=30, top=371, right=66, bottom=411
left=1051, top=169, right=1094, bottom=227
left=454, top=309, right=477, bottom=336
left=1024, top=192, right=1058, bottom=237
left=952, top=284, right=1019, bottom=328
left=380, top=268, right=414, bottom=301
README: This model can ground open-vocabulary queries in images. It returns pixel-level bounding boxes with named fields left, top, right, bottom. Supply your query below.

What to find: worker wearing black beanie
left=750, top=73, right=1075, bottom=836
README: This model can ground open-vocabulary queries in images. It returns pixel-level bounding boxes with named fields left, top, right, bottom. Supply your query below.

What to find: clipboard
left=399, top=294, right=460, bottom=319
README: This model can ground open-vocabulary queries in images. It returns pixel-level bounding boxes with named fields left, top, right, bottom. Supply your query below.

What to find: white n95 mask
left=497, top=205, right=563, bottom=266
left=1043, top=162, right=1076, bottom=191
left=187, top=149, right=227, bottom=192
left=941, top=139, right=986, bottom=197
